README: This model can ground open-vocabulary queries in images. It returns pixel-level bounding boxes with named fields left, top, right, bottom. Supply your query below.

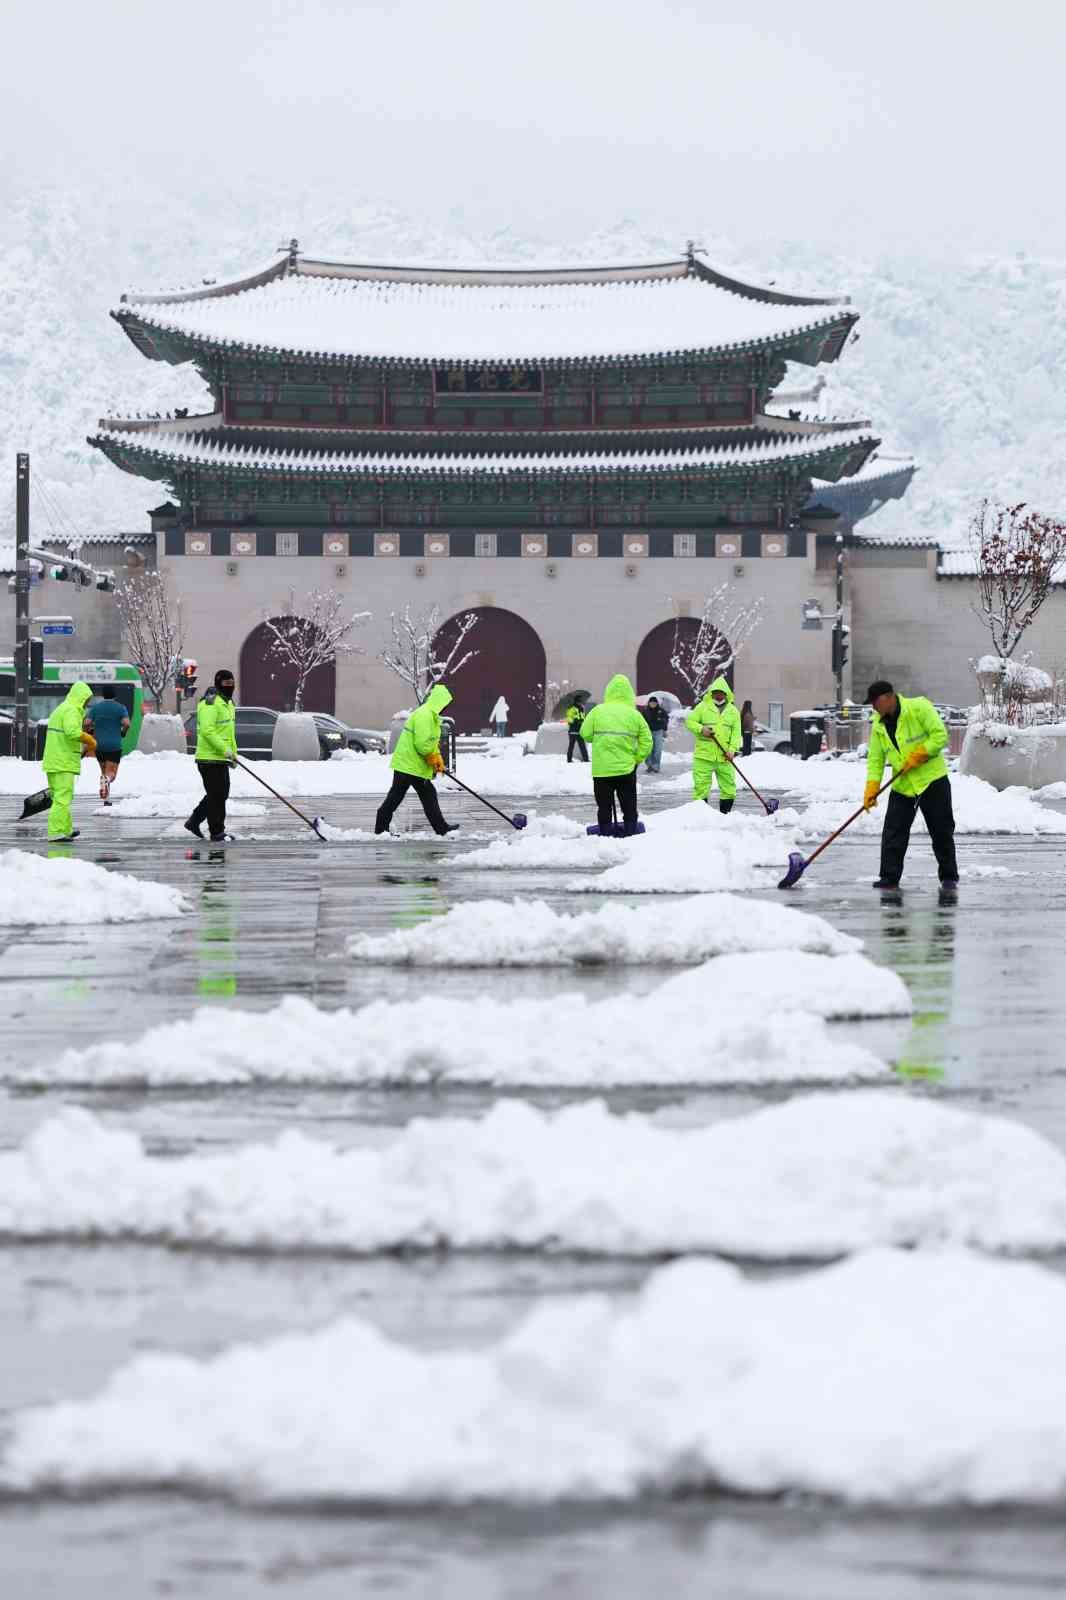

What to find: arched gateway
left=239, top=618, right=337, bottom=713
left=432, top=607, right=546, bottom=734
left=636, top=618, right=732, bottom=704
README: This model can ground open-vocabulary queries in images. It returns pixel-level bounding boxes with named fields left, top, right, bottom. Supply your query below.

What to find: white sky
left=4, top=0, right=1065, bottom=250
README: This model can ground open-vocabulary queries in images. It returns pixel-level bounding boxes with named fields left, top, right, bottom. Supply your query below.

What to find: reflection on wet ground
left=2, top=780, right=1065, bottom=1596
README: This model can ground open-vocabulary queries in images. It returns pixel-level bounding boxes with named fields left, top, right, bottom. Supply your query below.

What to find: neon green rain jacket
left=42, top=681, right=93, bottom=774
left=686, top=676, right=742, bottom=764
left=866, top=694, right=949, bottom=797
left=392, top=683, right=453, bottom=779
left=195, top=690, right=238, bottom=762
left=579, top=675, right=653, bottom=778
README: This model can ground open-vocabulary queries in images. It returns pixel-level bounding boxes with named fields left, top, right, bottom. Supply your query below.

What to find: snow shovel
left=700, top=727, right=779, bottom=815
left=234, top=758, right=330, bottom=841
left=443, top=769, right=527, bottom=830
left=777, top=772, right=897, bottom=889
left=17, top=787, right=52, bottom=821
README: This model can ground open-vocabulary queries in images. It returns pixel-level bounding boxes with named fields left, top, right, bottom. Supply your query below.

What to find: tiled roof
left=115, top=255, right=855, bottom=367
left=92, top=426, right=877, bottom=480
left=937, top=549, right=1066, bottom=582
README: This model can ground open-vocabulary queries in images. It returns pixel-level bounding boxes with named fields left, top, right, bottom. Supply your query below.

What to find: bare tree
left=969, top=498, right=1066, bottom=660
left=262, top=590, right=370, bottom=712
left=114, top=570, right=184, bottom=711
left=668, top=583, right=764, bottom=703
left=379, top=603, right=479, bottom=704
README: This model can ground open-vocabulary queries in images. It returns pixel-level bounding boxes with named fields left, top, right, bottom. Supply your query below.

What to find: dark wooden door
left=238, top=618, right=337, bottom=713
left=431, top=607, right=546, bottom=734
left=636, top=617, right=733, bottom=703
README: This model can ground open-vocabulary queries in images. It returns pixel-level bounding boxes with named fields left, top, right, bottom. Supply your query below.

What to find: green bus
left=0, top=660, right=145, bottom=754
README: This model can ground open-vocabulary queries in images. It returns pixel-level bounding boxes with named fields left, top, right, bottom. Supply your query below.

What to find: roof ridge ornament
left=277, top=238, right=300, bottom=271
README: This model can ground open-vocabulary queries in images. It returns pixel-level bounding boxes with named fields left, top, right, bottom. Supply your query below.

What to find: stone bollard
left=137, top=713, right=187, bottom=755
left=272, top=712, right=322, bottom=761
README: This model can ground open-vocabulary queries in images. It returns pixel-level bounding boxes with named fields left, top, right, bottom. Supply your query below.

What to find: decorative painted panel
left=715, top=532, right=742, bottom=559
left=573, top=534, right=597, bottom=558
left=762, top=533, right=787, bottom=558
left=375, top=533, right=400, bottom=556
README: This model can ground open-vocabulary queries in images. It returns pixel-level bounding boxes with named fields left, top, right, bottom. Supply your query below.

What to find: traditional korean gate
left=238, top=618, right=337, bottom=713
left=431, top=606, right=546, bottom=734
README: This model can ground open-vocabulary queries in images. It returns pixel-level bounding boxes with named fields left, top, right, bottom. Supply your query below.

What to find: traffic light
left=95, top=571, right=115, bottom=592
left=184, top=660, right=198, bottom=696
left=832, top=623, right=850, bottom=675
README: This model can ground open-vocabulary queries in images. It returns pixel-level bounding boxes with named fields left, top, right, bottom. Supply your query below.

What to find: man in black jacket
left=643, top=695, right=670, bottom=773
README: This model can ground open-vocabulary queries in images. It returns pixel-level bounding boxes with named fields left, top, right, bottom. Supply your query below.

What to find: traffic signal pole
left=834, top=532, right=845, bottom=710
left=14, top=454, right=30, bottom=761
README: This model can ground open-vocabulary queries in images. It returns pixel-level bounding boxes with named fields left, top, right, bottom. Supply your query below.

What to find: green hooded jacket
left=42, top=681, right=93, bottom=775
left=866, top=694, right=949, bottom=797
left=392, top=683, right=453, bottom=778
left=578, top=675, right=653, bottom=777
left=195, top=689, right=238, bottom=762
left=686, top=676, right=742, bottom=763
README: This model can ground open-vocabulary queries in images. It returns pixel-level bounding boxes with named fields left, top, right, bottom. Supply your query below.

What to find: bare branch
left=969, top=498, right=1066, bottom=663
left=379, top=603, right=480, bottom=704
left=114, top=570, right=184, bottom=708
left=262, top=590, right=370, bottom=712
left=666, top=583, right=764, bottom=703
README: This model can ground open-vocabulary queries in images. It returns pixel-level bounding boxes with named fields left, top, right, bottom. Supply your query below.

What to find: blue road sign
left=41, top=623, right=75, bottom=636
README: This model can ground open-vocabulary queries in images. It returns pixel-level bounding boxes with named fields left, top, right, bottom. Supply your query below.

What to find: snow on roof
left=938, top=550, right=1066, bottom=583
left=117, top=267, right=854, bottom=366
left=811, top=452, right=917, bottom=491
left=93, top=426, right=876, bottom=479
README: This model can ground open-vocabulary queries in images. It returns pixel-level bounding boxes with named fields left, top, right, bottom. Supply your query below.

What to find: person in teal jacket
left=42, top=681, right=96, bottom=841
left=686, top=675, right=742, bottom=813
left=578, top=673, right=652, bottom=835
left=375, top=682, right=459, bottom=836
left=863, top=679, right=958, bottom=895
left=184, top=668, right=238, bottom=842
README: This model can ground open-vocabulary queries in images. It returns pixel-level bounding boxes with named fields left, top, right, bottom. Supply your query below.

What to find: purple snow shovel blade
left=765, top=797, right=780, bottom=816
left=512, top=813, right=528, bottom=829
left=778, top=851, right=807, bottom=890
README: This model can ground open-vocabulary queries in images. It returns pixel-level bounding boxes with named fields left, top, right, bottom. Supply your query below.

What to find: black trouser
left=567, top=732, right=588, bottom=763
left=880, top=775, right=958, bottom=884
left=375, top=772, right=449, bottom=835
left=742, top=733, right=753, bottom=757
left=593, top=772, right=638, bottom=835
left=189, top=761, right=230, bottom=838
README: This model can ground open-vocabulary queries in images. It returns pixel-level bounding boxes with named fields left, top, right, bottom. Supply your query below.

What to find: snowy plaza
left=3, top=744, right=1066, bottom=1595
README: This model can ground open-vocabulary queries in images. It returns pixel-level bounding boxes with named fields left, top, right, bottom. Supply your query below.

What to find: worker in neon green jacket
left=863, top=678, right=958, bottom=895
left=184, top=669, right=238, bottom=842
left=375, top=682, right=458, bottom=836
left=579, top=673, right=652, bottom=835
left=42, top=680, right=96, bottom=841
left=686, top=676, right=742, bottom=812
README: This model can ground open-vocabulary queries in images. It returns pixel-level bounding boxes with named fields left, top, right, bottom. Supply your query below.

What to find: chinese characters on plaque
left=434, top=365, right=543, bottom=394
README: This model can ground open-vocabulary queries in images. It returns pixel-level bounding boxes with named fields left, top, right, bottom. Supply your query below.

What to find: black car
left=184, top=706, right=341, bottom=761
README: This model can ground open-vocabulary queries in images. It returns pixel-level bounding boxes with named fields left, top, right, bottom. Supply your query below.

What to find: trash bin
left=790, top=711, right=826, bottom=760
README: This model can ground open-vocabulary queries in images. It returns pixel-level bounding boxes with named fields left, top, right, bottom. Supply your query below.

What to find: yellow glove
left=428, top=751, right=445, bottom=776
left=80, top=733, right=97, bottom=757
left=901, top=745, right=928, bottom=772
left=863, top=781, right=881, bottom=811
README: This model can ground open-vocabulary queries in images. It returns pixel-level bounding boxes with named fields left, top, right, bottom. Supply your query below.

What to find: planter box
left=959, top=723, right=1066, bottom=790
left=138, top=713, right=187, bottom=755
left=272, top=712, right=321, bottom=762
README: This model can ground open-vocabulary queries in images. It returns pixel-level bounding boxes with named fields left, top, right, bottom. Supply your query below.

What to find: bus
left=0, top=661, right=145, bottom=754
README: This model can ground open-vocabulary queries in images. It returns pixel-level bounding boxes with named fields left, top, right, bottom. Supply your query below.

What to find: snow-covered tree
left=262, top=590, right=370, bottom=712
left=114, top=569, right=184, bottom=710
left=379, top=603, right=479, bottom=704
left=969, top=499, right=1066, bottom=660
left=668, top=584, right=764, bottom=704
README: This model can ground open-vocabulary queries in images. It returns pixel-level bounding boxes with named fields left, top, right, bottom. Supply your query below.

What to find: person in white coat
left=490, top=695, right=509, bottom=738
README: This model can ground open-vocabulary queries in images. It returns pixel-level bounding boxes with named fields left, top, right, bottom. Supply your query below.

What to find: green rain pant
left=693, top=758, right=736, bottom=804
left=45, top=770, right=76, bottom=838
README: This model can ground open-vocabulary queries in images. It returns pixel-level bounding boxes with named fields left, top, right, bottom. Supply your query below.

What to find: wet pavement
left=1, top=775, right=1065, bottom=1597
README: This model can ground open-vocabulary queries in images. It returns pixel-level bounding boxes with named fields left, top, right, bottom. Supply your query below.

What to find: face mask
left=218, top=682, right=235, bottom=700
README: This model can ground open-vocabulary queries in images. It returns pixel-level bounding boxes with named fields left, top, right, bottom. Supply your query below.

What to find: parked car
left=184, top=706, right=342, bottom=760
left=311, top=713, right=386, bottom=754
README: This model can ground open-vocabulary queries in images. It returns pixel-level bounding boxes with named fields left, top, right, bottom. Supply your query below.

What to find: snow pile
left=16, top=1092, right=1066, bottom=1257
left=1036, top=781, right=1066, bottom=801
left=0, top=850, right=189, bottom=926
left=459, top=834, right=626, bottom=870
left=348, top=893, right=857, bottom=967
left=11, top=962, right=893, bottom=1088
left=572, top=818, right=787, bottom=894
left=10, top=1249, right=1066, bottom=1506
left=93, top=796, right=266, bottom=819
left=765, top=771, right=1066, bottom=842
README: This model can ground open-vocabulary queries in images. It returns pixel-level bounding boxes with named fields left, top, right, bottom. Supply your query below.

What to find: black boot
left=938, top=879, right=959, bottom=904
left=872, top=878, right=900, bottom=889
left=719, top=798, right=734, bottom=815
left=184, top=818, right=204, bottom=840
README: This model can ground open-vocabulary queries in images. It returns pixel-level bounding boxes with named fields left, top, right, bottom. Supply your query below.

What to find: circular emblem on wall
left=576, top=540, right=593, bottom=555
left=626, top=540, right=644, bottom=555
left=721, top=541, right=738, bottom=555
left=326, top=538, right=345, bottom=555
left=428, top=539, right=447, bottom=555
left=189, top=538, right=207, bottom=554
left=766, top=540, right=783, bottom=555
left=378, top=539, right=396, bottom=554
left=234, top=538, right=253, bottom=555
left=526, top=540, right=544, bottom=555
